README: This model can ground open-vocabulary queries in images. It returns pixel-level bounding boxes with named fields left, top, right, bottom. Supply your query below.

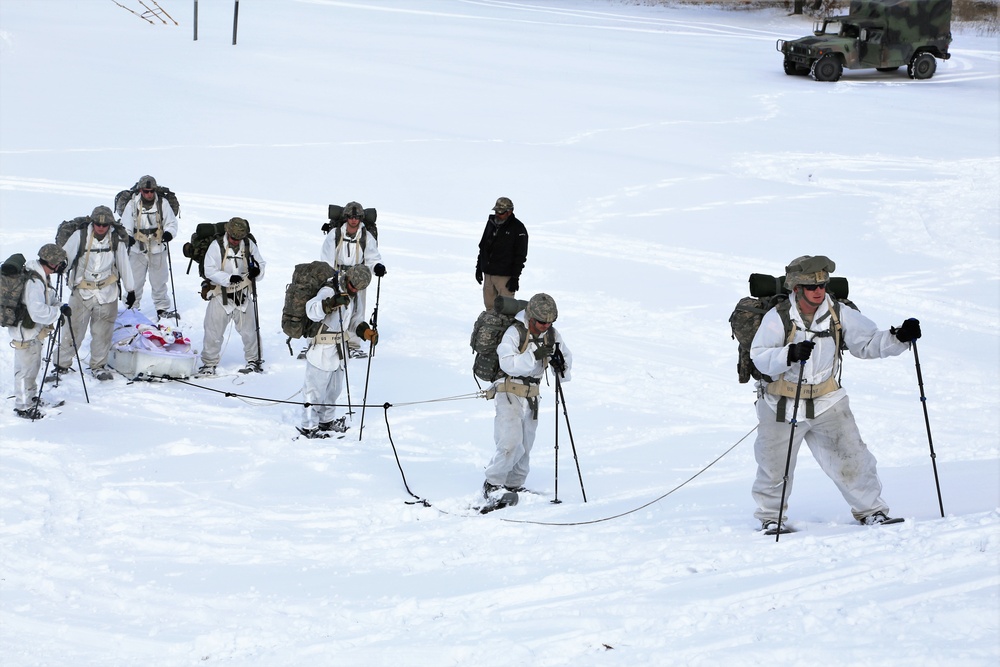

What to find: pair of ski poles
left=773, top=340, right=943, bottom=542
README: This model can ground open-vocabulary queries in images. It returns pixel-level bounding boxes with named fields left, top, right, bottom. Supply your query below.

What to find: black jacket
left=476, top=214, right=528, bottom=278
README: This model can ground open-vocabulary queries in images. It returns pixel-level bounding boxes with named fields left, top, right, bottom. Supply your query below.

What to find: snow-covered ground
left=1, top=1, right=998, bottom=665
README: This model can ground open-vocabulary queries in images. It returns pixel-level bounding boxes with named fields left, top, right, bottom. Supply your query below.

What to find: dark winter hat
left=784, top=255, right=836, bottom=290
left=38, top=243, right=68, bottom=267
left=225, top=217, right=250, bottom=240
left=91, top=206, right=116, bottom=226
left=492, top=197, right=514, bottom=213
left=526, top=293, right=558, bottom=323
left=343, top=202, right=365, bottom=220
left=345, top=264, right=372, bottom=291
left=138, top=175, right=158, bottom=190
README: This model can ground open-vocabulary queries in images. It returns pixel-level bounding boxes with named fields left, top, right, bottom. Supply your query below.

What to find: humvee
left=776, top=0, right=952, bottom=81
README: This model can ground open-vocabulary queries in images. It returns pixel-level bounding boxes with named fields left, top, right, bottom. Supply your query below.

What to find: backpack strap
left=768, top=298, right=845, bottom=422
left=333, top=225, right=367, bottom=268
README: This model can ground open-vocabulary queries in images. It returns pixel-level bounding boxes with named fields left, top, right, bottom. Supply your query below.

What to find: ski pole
left=66, top=312, right=90, bottom=404
left=554, top=365, right=586, bottom=502
left=358, top=275, right=381, bottom=441
left=32, top=318, right=63, bottom=421
left=551, top=381, right=562, bottom=504
left=249, top=261, right=262, bottom=366
left=165, top=241, right=180, bottom=327
left=910, top=340, right=944, bottom=517
left=774, top=360, right=806, bottom=543
left=338, top=306, right=353, bottom=418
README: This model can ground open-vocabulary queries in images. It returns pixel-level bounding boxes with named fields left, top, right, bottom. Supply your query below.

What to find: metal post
left=193, top=0, right=198, bottom=40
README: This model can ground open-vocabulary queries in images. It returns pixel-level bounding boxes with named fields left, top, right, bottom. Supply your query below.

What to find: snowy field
left=1, top=1, right=998, bottom=665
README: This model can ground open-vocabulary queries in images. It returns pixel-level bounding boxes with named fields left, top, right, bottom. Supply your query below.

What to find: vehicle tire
left=876, top=66, right=900, bottom=72
left=908, top=53, right=937, bottom=80
left=783, top=59, right=798, bottom=75
left=810, top=55, right=843, bottom=82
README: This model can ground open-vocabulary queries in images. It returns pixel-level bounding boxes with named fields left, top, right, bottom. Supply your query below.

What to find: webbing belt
left=495, top=377, right=541, bottom=399
left=769, top=375, right=840, bottom=421
left=315, top=332, right=344, bottom=346
left=75, top=274, right=117, bottom=291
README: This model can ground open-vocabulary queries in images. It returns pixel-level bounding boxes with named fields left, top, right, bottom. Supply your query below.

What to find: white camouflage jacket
left=750, top=293, right=909, bottom=420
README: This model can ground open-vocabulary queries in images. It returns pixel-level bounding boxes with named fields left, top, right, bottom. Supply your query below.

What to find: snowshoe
left=859, top=511, right=904, bottom=526
left=296, top=426, right=330, bottom=440
left=13, top=407, right=43, bottom=421
left=195, top=365, right=217, bottom=378
left=157, top=309, right=180, bottom=321
left=318, top=417, right=349, bottom=433
left=297, top=347, right=308, bottom=360
left=91, top=367, right=114, bottom=381
left=238, top=360, right=263, bottom=374
left=479, top=491, right=519, bottom=514
left=348, top=346, right=368, bottom=359
left=761, top=520, right=794, bottom=535
left=44, top=365, right=73, bottom=383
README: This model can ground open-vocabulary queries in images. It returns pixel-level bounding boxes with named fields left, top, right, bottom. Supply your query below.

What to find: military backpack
left=281, top=261, right=339, bottom=351
left=729, top=273, right=857, bottom=384
left=0, top=253, right=43, bottom=328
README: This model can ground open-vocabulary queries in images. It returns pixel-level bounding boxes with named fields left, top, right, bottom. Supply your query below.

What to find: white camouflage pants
left=130, top=249, right=172, bottom=312
left=485, top=391, right=540, bottom=488
left=57, top=293, right=116, bottom=371
left=300, top=361, right=345, bottom=430
left=200, top=295, right=258, bottom=367
left=13, top=338, right=44, bottom=410
left=752, top=395, right=889, bottom=523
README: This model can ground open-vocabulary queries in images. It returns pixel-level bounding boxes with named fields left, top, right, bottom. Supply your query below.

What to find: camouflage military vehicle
left=776, top=0, right=952, bottom=81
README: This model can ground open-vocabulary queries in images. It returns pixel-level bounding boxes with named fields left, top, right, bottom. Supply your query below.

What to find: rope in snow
left=158, top=375, right=485, bottom=409
left=139, top=375, right=756, bottom=525
left=497, top=425, right=758, bottom=527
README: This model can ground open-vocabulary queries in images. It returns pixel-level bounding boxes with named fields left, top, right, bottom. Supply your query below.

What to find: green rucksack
left=729, top=273, right=857, bottom=383
left=322, top=204, right=378, bottom=242
left=181, top=221, right=256, bottom=279
left=469, top=296, right=555, bottom=383
left=281, top=261, right=339, bottom=352
left=0, top=253, right=43, bottom=328
left=114, top=182, right=181, bottom=218
left=55, top=215, right=129, bottom=274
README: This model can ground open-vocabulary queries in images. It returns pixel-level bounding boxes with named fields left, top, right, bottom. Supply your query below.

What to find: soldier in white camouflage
left=749, top=255, right=922, bottom=532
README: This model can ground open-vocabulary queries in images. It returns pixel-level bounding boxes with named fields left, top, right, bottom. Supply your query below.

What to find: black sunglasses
left=802, top=283, right=828, bottom=291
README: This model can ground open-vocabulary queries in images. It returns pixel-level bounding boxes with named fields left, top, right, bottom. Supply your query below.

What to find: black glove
left=322, top=294, right=351, bottom=314
left=247, top=263, right=261, bottom=281
left=787, top=340, right=815, bottom=365
left=128, top=236, right=136, bottom=249
left=229, top=275, right=243, bottom=285
left=125, top=291, right=136, bottom=308
left=506, top=276, right=519, bottom=292
left=533, top=344, right=553, bottom=361
left=475, top=268, right=483, bottom=285
left=60, top=304, right=72, bottom=318
left=373, top=263, right=386, bottom=278
left=892, top=318, right=921, bottom=342
left=162, top=231, right=173, bottom=243
left=356, top=322, right=379, bottom=346
left=550, top=348, right=566, bottom=375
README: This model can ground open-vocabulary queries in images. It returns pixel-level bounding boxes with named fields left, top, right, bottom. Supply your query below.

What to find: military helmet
left=38, top=243, right=68, bottom=267
left=91, top=206, right=116, bottom=226
left=492, top=197, right=514, bottom=213
left=225, top=217, right=250, bottom=240
left=343, top=201, right=365, bottom=220
left=784, top=255, right=836, bottom=290
left=526, top=293, right=558, bottom=323
left=138, top=175, right=157, bottom=190
left=345, top=264, right=372, bottom=291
